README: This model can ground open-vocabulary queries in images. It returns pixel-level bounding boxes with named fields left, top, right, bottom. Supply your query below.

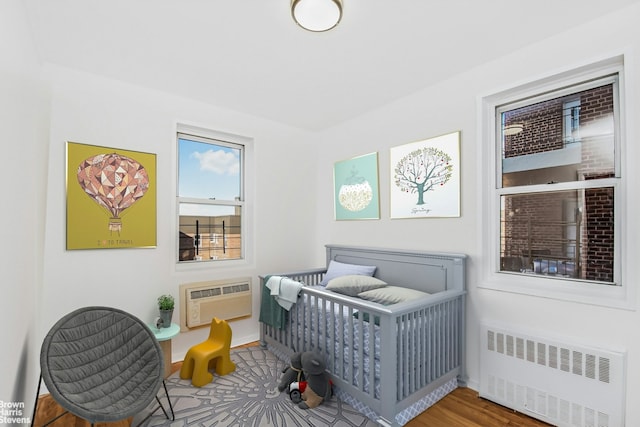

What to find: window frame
left=175, top=125, right=253, bottom=268
left=478, top=57, right=631, bottom=309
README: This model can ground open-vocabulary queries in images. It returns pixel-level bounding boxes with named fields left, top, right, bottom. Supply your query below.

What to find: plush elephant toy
left=278, top=352, right=305, bottom=392
left=298, top=351, right=332, bottom=409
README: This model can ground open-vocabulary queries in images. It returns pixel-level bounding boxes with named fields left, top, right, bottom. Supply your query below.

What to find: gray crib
left=260, top=245, right=467, bottom=427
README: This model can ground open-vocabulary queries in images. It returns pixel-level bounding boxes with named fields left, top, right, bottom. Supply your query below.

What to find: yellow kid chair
left=180, top=317, right=236, bottom=387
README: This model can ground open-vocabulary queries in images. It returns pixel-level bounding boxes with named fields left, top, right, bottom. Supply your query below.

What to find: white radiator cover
left=480, top=322, right=626, bottom=427
left=179, top=277, right=252, bottom=331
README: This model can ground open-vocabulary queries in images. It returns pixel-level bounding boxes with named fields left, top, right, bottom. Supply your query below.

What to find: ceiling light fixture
left=291, top=0, right=343, bottom=32
left=503, top=123, right=524, bottom=136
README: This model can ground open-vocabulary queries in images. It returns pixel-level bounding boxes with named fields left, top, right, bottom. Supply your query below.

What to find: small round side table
left=150, top=322, right=180, bottom=378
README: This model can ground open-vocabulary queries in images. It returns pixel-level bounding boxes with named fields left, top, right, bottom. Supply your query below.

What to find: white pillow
left=326, top=275, right=387, bottom=297
left=319, top=260, right=377, bottom=286
left=357, top=286, right=430, bottom=305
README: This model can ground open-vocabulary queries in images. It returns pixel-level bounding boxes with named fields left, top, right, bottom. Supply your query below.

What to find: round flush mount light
left=503, top=123, right=524, bottom=136
left=291, top=0, right=343, bottom=32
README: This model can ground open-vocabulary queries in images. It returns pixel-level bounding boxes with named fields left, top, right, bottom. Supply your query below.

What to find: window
left=177, top=131, right=245, bottom=263
left=480, top=58, right=628, bottom=306
left=499, top=75, right=618, bottom=283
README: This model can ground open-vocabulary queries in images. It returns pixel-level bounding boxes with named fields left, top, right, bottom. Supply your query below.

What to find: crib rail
left=269, top=268, right=326, bottom=286
left=260, top=271, right=466, bottom=426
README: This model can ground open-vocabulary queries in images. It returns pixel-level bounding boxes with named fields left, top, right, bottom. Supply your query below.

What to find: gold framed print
left=66, top=141, right=157, bottom=249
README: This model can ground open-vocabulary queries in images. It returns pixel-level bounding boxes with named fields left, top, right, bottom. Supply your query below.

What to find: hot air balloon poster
left=66, top=141, right=157, bottom=250
left=333, top=152, right=380, bottom=220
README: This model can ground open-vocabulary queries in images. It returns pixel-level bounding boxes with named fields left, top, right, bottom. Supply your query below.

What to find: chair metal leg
left=30, top=372, right=71, bottom=427
left=40, top=412, right=71, bottom=427
left=30, top=372, right=41, bottom=427
left=161, top=379, right=175, bottom=421
left=131, top=379, right=174, bottom=426
left=32, top=372, right=173, bottom=427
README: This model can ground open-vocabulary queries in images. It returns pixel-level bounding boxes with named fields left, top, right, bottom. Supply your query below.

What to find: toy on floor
left=278, top=352, right=305, bottom=392
left=293, top=351, right=332, bottom=409
left=180, top=317, right=236, bottom=387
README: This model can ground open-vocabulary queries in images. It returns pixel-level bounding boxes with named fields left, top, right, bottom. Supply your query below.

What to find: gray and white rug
left=136, top=346, right=379, bottom=427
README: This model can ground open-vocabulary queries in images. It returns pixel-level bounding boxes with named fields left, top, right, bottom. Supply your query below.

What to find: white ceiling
left=23, top=0, right=640, bottom=131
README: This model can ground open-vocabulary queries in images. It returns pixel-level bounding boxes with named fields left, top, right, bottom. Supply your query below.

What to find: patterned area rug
left=135, top=346, right=379, bottom=427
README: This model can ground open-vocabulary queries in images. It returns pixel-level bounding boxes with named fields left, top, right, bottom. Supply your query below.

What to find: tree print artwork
left=394, top=147, right=453, bottom=205
left=390, top=132, right=460, bottom=218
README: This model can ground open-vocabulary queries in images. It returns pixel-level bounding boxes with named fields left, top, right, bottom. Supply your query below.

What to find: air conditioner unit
left=179, top=277, right=252, bottom=330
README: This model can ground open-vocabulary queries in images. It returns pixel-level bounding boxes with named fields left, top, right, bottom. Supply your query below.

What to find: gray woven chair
left=31, top=306, right=174, bottom=426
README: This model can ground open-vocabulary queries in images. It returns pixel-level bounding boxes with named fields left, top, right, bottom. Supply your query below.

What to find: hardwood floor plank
left=406, top=387, right=551, bottom=427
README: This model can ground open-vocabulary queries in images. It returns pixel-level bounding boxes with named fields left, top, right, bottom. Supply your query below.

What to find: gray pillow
left=357, top=286, right=430, bottom=305
left=320, top=260, right=377, bottom=286
left=326, top=275, right=387, bottom=297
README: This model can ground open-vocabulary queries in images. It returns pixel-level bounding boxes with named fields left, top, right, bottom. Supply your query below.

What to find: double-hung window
left=177, top=131, right=245, bottom=263
left=481, top=59, right=627, bottom=306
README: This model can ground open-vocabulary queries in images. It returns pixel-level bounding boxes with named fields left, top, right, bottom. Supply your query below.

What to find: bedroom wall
left=314, top=3, right=640, bottom=425
left=0, top=0, right=50, bottom=419
left=38, top=65, right=321, bottom=374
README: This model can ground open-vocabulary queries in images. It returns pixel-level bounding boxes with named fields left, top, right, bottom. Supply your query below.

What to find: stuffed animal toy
left=278, top=352, right=305, bottom=392
left=298, top=351, right=332, bottom=409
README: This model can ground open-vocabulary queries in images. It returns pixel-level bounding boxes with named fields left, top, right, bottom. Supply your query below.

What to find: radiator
left=480, top=322, right=626, bottom=427
left=179, top=277, right=252, bottom=330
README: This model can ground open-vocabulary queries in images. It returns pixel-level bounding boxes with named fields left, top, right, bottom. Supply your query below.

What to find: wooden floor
left=405, top=387, right=551, bottom=427
left=33, top=342, right=551, bottom=427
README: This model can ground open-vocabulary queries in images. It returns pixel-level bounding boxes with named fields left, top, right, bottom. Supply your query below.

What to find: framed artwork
left=390, top=131, right=460, bottom=218
left=333, top=152, right=380, bottom=220
left=66, top=141, right=157, bottom=249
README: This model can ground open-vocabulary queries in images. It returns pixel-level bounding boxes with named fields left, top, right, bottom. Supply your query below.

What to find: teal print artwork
left=334, top=152, right=380, bottom=220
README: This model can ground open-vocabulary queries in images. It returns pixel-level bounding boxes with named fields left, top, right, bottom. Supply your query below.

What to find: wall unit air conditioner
left=179, top=277, right=252, bottom=330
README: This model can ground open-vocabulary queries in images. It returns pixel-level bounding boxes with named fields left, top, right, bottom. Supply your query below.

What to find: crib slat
left=367, top=310, right=375, bottom=398
left=429, top=308, right=434, bottom=382
left=408, top=313, right=413, bottom=396
left=420, top=308, right=427, bottom=387
left=328, top=299, right=335, bottom=372
left=418, top=311, right=423, bottom=391
left=354, top=306, right=363, bottom=393
left=409, top=312, right=415, bottom=396
left=295, top=299, right=303, bottom=352
left=313, top=294, right=320, bottom=350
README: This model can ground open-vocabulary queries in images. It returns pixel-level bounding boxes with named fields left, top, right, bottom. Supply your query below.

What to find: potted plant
left=157, top=294, right=175, bottom=328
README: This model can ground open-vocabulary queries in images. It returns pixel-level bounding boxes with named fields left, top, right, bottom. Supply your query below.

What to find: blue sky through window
left=178, top=137, right=240, bottom=201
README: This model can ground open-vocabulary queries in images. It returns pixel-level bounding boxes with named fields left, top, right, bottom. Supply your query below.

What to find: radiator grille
left=480, top=323, right=625, bottom=427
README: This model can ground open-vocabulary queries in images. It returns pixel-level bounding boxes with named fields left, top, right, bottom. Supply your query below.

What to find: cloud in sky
left=192, top=149, right=239, bottom=175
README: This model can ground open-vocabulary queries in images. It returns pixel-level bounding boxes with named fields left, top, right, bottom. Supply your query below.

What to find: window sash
left=499, top=186, right=616, bottom=285
left=495, top=74, right=620, bottom=189
left=177, top=132, right=245, bottom=202
left=178, top=205, right=242, bottom=262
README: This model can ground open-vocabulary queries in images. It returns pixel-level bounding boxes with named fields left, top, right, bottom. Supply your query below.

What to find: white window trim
left=174, top=123, right=255, bottom=272
left=477, top=56, right=633, bottom=310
